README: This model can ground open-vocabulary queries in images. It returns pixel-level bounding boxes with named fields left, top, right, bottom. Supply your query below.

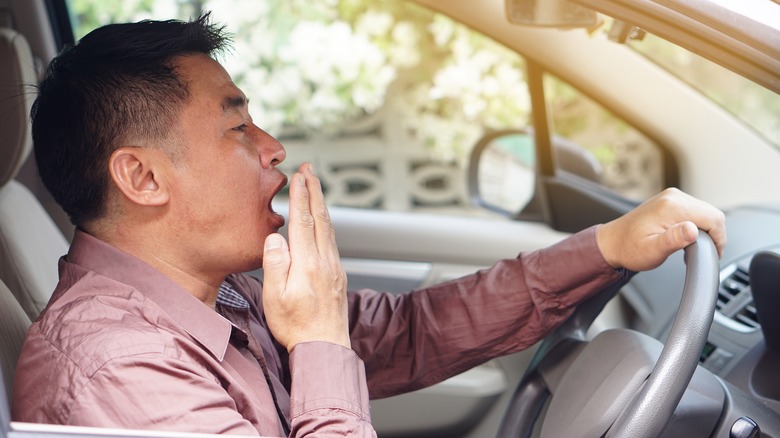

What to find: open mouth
left=268, top=175, right=289, bottom=228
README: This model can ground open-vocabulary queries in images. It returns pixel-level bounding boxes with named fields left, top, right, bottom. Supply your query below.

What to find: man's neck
left=90, top=223, right=222, bottom=309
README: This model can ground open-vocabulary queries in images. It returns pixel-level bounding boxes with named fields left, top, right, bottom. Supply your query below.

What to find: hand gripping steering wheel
left=497, top=231, right=719, bottom=438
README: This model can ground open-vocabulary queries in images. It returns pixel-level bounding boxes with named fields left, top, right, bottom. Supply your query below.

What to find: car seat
left=0, top=27, right=68, bottom=320
left=0, top=278, right=31, bottom=403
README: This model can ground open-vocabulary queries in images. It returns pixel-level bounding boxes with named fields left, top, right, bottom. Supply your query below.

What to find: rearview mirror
left=505, top=0, right=598, bottom=28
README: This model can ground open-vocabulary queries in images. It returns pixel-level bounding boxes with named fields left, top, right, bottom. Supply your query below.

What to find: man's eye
left=233, top=124, right=248, bottom=132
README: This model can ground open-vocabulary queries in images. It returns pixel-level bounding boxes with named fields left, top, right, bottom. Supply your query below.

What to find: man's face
left=165, top=53, right=288, bottom=274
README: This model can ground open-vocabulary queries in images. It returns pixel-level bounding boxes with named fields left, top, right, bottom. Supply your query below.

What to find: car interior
left=1, top=0, right=780, bottom=437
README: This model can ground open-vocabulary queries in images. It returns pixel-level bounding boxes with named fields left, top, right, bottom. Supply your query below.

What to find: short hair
left=31, top=12, right=230, bottom=226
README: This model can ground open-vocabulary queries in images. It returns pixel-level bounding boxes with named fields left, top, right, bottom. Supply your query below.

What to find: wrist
left=595, top=222, right=621, bottom=269
left=286, top=331, right=351, bottom=353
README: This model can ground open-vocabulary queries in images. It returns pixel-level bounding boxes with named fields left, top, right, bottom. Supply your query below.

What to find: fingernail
left=308, top=163, right=316, bottom=176
left=265, top=234, right=283, bottom=249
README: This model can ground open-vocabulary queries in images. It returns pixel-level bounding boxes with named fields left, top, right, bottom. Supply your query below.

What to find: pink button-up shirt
left=13, top=226, right=622, bottom=436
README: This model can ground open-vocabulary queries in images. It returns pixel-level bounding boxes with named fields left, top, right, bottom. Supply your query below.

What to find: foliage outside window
left=68, top=0, right=530, bottom=165
left=545, top=76, right=664, bottom=201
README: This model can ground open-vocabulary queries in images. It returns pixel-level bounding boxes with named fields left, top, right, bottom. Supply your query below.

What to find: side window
left=545, top=75, right=666, bottom=201
left=217, top=1, right=534, bottom=216
left=67, top=0, right=532, bottom=217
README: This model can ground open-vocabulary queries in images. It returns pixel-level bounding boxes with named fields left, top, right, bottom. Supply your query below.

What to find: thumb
left=660, top=221, right=698, bottom=254
left=262, top=233, right=290, bottom=293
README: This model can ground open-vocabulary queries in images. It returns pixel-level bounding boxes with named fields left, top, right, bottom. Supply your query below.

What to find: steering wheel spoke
left=500, top=232, right=721, bottom=438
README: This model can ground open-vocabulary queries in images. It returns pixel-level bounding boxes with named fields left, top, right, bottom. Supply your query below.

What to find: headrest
left=0, top=28, right=36, bottom=188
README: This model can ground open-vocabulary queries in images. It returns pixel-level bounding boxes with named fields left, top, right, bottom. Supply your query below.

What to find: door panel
left=328, top=206, right=571, bottom=266
left=370, top=364, right=507, bottom=436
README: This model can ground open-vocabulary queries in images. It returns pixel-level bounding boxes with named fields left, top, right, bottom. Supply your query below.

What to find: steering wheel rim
left=607, top=231, right=719, bottom=437
left=498, top=231, right=720, bottom=438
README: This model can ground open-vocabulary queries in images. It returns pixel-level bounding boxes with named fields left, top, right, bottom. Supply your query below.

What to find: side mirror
left=505, top=0, right=599, bottom=28
left=468, top=130, right=537, bottom=215
left=468, top=129, right=604, bottom=216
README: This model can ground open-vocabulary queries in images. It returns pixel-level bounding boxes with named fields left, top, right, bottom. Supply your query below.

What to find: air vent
left=734, top=304, right=760, bottom=329
left=717, top=265, right=760, bottom=329
left=717, top=267, right=749, bottom=309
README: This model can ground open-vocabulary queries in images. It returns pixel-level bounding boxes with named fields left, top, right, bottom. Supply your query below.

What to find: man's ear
left=108, top=147, right=171, bottom=207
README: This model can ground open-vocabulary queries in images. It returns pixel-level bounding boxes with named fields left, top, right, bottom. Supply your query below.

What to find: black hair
left=31, top=12, right=231, bottom=226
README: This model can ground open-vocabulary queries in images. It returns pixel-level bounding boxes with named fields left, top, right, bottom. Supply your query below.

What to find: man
left=13, top=13, right=725, bottom=437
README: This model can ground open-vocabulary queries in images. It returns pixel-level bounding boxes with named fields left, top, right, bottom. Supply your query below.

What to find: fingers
left=695, top=210, right=727, bottom=258
left=671, top=190, right=727, bottom=257
left=656, top=189, right=726, bottom=258
left=262, top=233, right=290, bottom=295
left=287, top=169, right=315, bottom=261
left=287, top=163, right=339, bottom=260
left=299, top=164, right=339, bottom=259
left=597, top=188, right=726, bottom=271
left=264, top=163, right=349, bottom=352
left=711, top=226, right=726, bottom=258
left=659, top=221, right=698, bottom=254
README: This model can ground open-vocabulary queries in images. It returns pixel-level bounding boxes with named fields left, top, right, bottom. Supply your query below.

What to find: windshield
left=707, top=0, right=780, bottom=30
left=625, top=1, right=780, bottom=149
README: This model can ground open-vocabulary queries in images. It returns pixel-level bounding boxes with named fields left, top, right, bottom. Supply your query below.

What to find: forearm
left=348, top=226, right=627, bottom=399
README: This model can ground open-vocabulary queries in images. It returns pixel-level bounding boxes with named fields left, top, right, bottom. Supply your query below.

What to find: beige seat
left=0, top=279, right=31, bottom=402
left=0, top=27, right=68, bottom=320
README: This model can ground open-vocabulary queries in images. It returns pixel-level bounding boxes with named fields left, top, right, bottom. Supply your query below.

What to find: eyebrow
left=221, top=95, right=248, bottom=113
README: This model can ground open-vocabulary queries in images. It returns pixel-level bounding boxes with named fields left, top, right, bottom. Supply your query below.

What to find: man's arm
left=66, top=354, right=262, bottom=434
left=347, top=225, right=626, bottom=398
left=347, top=188, right=726, bottom=399
left=63, top=346, right=373, bottom=437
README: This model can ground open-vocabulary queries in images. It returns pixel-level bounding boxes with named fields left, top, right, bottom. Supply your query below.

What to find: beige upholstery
left=0, top=182, right=67, bottom=319
left=0, top=279, right=31, bottom=402
left=0, top=27, right=68, bottom=319
left=0, top=28, right=33, bottom=189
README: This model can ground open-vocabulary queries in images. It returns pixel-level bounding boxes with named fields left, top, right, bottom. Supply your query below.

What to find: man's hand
left=596, top=188, right=726, bottom=272
left=261, top=163, right=351, bottom=352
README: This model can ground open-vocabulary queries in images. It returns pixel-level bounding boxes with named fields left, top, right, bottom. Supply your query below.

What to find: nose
left=255, top=126, right=286, bottom=168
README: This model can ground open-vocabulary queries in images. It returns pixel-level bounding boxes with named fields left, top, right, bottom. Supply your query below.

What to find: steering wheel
left=497, top=231, right=719, bottom=438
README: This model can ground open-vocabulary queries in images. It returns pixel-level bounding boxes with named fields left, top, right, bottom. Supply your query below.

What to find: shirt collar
left=64, top=229, right=233, bottom=361
left=217, top=282, right=250, bottom=310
